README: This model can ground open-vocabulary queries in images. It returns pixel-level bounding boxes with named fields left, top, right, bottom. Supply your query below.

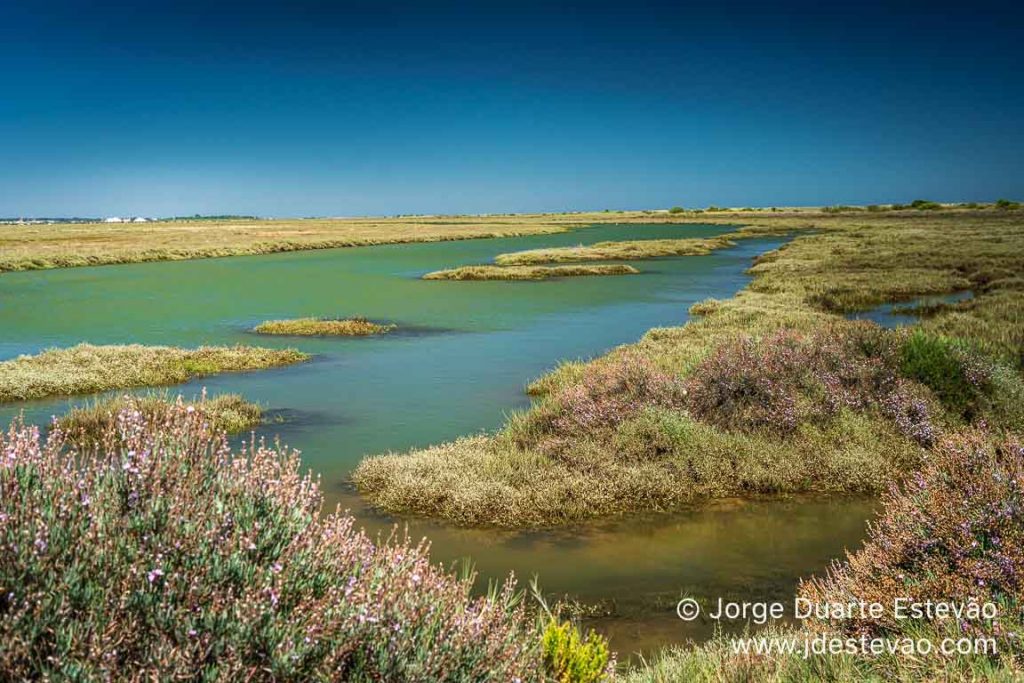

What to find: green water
left=0, top=223, right=873, bottom=656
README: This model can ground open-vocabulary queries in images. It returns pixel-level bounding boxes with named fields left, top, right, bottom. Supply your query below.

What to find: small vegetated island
left=493, top=235, right=737, bottom=265
left=0, top=343, right=308, bottom=402
left=254, top=316, right=396, bottom=336
left=423, top=263, right=640, bottom=280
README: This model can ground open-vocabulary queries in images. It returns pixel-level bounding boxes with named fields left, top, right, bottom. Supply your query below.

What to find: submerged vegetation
left=423, top=264, right=640, bottom=281
left=58, top=392, right=263, bottom=446
left=494, top=236, right=736, bottom=265
left=0, top=343, right=308, bottom=403
left=254, top=317, right=396, bottom=336
left=355, top=210, right=1024, bottom=527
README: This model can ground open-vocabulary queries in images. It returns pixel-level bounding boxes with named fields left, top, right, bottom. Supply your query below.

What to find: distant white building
left=103, top=217, right=124, bottom=223
left=132, top=217, right=149, bottom=223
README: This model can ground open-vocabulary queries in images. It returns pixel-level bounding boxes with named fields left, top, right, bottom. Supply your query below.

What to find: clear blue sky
left=1, top=0, right=1022, bottom=217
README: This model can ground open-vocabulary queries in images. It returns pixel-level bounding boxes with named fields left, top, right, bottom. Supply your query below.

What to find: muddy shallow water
left=0, top=223, right=875, bottom=656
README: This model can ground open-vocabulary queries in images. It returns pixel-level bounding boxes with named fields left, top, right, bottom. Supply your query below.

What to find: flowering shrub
left=684, top=324, right=939, bottom=445
left=517, top=353, right=688, bottom=454
left=0, top=402, right=545, bottom=680
left=801, top=430, right=1024, bottom=647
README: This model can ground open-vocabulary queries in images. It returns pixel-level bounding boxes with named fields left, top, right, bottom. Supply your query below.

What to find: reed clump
left=254, top=317, right=395, bottom=336
left=423, top=264, right=640, bottom=281
left=0, top=343, right=308, bottom=403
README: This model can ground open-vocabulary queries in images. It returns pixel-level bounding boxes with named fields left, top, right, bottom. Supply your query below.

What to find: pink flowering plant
left=0, top=398, right=548, bottom=680
left=801, top=430, right=1024, bottom=656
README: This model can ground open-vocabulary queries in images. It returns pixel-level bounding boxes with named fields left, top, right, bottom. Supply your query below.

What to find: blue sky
left=1, top=0, right=1021, bottom=216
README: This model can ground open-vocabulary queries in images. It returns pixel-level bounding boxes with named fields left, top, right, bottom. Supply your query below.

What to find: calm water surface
left=0, top=223, right=874, bottom=655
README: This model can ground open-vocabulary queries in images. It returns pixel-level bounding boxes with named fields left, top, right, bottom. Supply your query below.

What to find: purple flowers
left=0, top=401, right=548, bottom=680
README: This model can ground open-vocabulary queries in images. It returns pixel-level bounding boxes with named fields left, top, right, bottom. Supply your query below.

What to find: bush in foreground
left=802, top=430, right=1024, bottom=645
left=0, top=402, right=547, bottom=680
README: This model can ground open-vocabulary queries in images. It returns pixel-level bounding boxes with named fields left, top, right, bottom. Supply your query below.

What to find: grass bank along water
left=0, top=344, right=308, bottom=403
left=354, top=210, right=1024, bottom=527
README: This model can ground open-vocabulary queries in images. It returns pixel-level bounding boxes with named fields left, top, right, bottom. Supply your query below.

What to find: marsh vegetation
left=423, top=263, right=640, bottom=280
left=0, top=344, right=308, bottom=402
left=254, top=317, right=396, bottom=336
left=57, top=392, right=263, bottom=446
left=355, top=210, right=1024, bottom=527
left=493, top=236, right=737, bottom=265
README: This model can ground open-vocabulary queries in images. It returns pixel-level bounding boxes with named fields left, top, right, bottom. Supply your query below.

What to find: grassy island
left=0, top=343, right=308, bottom=403
left=494, top=235, right=737, bottom=265
left=254, top=317, right=396, bottom=336
left=423, top=263, right=640, bottom=281
left=355, top=209, right=1024, bottom=527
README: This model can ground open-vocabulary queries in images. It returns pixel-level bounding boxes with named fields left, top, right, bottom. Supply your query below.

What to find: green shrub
left=668, top=206, right=685, bottom=214
left=899, top=330, right=990, bottom=420
left=541, top=619, right=611, bottom=683
left=996, top=198, right=1021, bottom=210
left=910, top=199, right=942, bottom=210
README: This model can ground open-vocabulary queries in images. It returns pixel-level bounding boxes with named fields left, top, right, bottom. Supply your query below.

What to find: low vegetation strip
left=423, top=264, right=640, bottom=281
left=0, top=343, right=308, bottom=403
left=58, top=392, right=263, bottom=447
left=493, top=236, right=737, bottom=265
left=253, top=317, right=395, bottom=336
left=354, top=210, right=1024, bottom=527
